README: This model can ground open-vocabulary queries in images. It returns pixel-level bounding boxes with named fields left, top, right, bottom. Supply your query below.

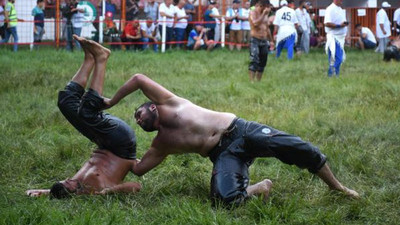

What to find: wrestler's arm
left=132, top=144, right=168, bottom=176
left=99, top=182, right=141, bottom=194
left=107, top=74, right=177, bottom=107
left=250, top=9, right=268, bottom=27
left=325, top=22, right=347, bottom=29
left=26, top=189, right=50, bottom=197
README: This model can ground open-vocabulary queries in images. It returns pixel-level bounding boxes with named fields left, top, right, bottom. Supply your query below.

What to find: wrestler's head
left=254, top=0, right=270, bottom=9
left=135, top=102, right=158, bottom=132
left=49, top=179, right=79, bottom=199
left=383, top=45, right=398, bottom=62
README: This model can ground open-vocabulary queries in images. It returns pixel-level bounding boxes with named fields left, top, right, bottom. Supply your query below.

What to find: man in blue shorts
left=355, top=24, right=377, bottom=50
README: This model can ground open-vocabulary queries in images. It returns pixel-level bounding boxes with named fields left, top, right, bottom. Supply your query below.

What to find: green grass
left=0, top=46, right=399, bottom=225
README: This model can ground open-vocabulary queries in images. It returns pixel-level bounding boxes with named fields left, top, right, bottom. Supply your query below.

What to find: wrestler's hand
left=103, top=97, right=113, bottom=109
left=263, top=7, right=271, bottom=15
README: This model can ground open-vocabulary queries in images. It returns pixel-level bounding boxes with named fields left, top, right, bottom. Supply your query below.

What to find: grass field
left=0, top=46, right=399, bottom=225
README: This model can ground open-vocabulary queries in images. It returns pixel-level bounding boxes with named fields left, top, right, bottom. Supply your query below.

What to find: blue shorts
left=362, top=38, right=377, bottom=49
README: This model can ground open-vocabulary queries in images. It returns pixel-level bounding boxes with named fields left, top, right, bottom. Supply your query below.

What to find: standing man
left=248, top=0, right=273, bottom=82
left=226, top=0, right=245, bottom=51
left=241, top=1, right=251, bottom=45
left=0, top=2, right=6, bottom=40
left=144, top=0, right=159, bottom=22
left=273, top=0, right=298, bottom=60
left=394, top=6, right=400, bottom=36
left=174, top=0, right=188, bottom=49
left=62, top=0, right=84, bottom=51
left=324, top=0, right=348, bottom=77
left=184, top=0, right=196, bottom=39
left=211, top=2, right=223, bottom=46
left=376, top=1, right=391, bottom=53
left=158, top=0, right=175, bottom=49
left=32, top=0, right=46, bottom=48
left=295, top=0, right=311, bottom=54
left=1, top=0, right=18, bottom=52
left=71, top=0, right=85, bottom=50
left=204, top=1, right=217, bottom=42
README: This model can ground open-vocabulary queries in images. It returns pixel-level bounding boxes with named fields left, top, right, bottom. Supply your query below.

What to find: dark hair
left=253, top=0, right=270, bottom=6
left=355, top=23, right=361, bottom=29
left=383, top=45, right=400, bottom=62
left=50, top=182, right=72, bottom=199
left=37, top=0, right=44, bottom=3
left=135, top=101, right=154, bottom=114
left=299, top=0, right=305, bottom=5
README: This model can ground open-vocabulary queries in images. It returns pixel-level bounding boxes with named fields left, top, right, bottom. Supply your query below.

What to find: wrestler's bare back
left=153, top=97, right=236, bottom=157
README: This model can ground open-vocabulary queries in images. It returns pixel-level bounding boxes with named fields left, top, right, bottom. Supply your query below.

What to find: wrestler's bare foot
left=26, top=189, right=50, bottom=197
left=337, top=186, right=360, bottom=199
left=247, top=179, right=273, bottom=202
left=83, top=40, right=110, bottom=62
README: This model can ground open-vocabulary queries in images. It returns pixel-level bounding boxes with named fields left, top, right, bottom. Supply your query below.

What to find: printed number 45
left=281, top=12, right=291, bottom=21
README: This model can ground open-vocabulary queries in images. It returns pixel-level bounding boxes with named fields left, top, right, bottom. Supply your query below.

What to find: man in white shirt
left=393, top=7, right=400, bottom=36
left=140, top=17, right=158, bottom=52
left=211, top=2, right=223, bottom=46
left=295, top=0, right=311, bottom=54
left=241, top=1, right=251, bottom=45
left=355, top=24, right=376, bottom=50
left=376, top=1, right=391, bottom=53
left=324, top=0, right=348, bottom=77
left=174, top=0, right=188, bottom=48
left=273, top=0, right=298, bottom=60
left=72, top=1, right=86, bottom=50
left=158, top=0, right=175, bottom=49
left=0, top=5, right=5, bottom=39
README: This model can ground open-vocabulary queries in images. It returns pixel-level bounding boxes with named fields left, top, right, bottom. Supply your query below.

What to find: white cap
left=280, top=0, right=288, bottom=6
left=382, top=1, right=391, bottom=8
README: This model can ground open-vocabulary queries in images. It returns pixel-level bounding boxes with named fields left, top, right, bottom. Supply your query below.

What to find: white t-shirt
left=140, top=22, right=156, bottom=37
left=226, top=8, right=242, bottom=30
left=174, top=6, right=187, bottom=29
left=72, top=5, right=86, bottom=28
left=273, top=6, right=298, bottom=33
left=241, top=8, right=250, bottom=30
left=393, top=8, right=400, bottom=25
left=361, top=27, right=376, bottom=44
left=0, top=6, right=4, bottom=27
left=324, top=3, right=347, bottom=35
left=295, top=8, right=310, bottom=32
left=158, top=2, right=175, bottom=28
left=211, top=7, right=220, bottom=25
left=376, top=9, right=391, bottom=38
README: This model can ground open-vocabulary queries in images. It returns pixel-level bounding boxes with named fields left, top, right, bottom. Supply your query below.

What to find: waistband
left=208, top=117, right=244, bottom=162
left=251, top=37, right=269, bottom=43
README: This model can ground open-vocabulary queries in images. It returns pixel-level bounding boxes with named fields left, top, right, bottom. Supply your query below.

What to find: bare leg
left=74, top=35, right=111, bottom=95
left=237, top=44, right=241, bottom=51
left=246, top=179, right=273, bottom=201
left=316, top=163, right=360, bottom=198
left=255, top=71, right=263, bottom=82
left=248, top=70, right=255, bottom=82
left=70, top=39, right=95, bottom=88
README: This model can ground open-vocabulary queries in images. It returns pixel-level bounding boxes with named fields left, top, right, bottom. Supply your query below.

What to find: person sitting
left=103, top=12, right=121, bottom=50
left=140, top=17, right=158, bottom=52
left=355, top=24, right=377, bottom=50
left=187, top=23, right=214, bottom=51
left=26, top=35, right=140, bottom=198
left=121, top=20, right=142, bottom=51
left=384, top=37, right=400, bottom=62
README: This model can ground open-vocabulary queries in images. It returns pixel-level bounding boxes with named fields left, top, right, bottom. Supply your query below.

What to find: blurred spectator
left=174, top=0, right=188, bottom=48
left=212, top=2, right=223, bottom=46
left=324, top=0, right=348, bottom=77
left=241, top=1, right=251, bottom=45
left=187, top=23, right=214, bottom=50
left=393, top=7, right=400, bottom=36
left=127, top=0, right=140, bottom=20
left=226, top=0, right=244, bottom=51
left=376, top=1, right=391, bottom=53
left=273, top=0, right=298, bottom=60
left=354, top=24, right=376, bottom=50
left=158, top=0, right=175, bottom=49
left=1, top=0, right=18, bottom=52
left=204, top=1, right=217, bottom=42
left=140, top=17, right=158, bottom=52
left=103, top=12, right=121, bottom=50
left=0, top=3, right=5, bottom=39
left=184, top=0, right=196, bottom=38
left=71, top=0, right=86, bottom=50
left=383, top=37, right=400, bottom=62
left=103, top=0, right=117, bottom=19
left=144, top=0, right=159, bottom=21
left=32, top=0, right=46, bottom=48
left=121, top=20, right=142, bottom=50
left=295, top=0, right=311, bottom=54
left=62, top=0, right=84, bottom=51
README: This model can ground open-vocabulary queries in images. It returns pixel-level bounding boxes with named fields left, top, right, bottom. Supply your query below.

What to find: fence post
left=99, top=0, right=105, bottom=44
left=161, top=16, right=166, bottom=53
left=221, top=17, right=225, bottom=48
left=30, top=16, right=34, bottom=51
left=56, top=0, right=60, bottom=49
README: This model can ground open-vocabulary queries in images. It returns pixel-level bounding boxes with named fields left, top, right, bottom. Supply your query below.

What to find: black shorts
left=209, top=118, right=326, bottom=206
left=249, top=37, right=269, bottom=73
left=58, top=81, right=136, bottom=159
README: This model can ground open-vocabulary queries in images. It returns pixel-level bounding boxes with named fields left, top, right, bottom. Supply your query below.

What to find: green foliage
left=0, top=48, right=399, bottom=224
